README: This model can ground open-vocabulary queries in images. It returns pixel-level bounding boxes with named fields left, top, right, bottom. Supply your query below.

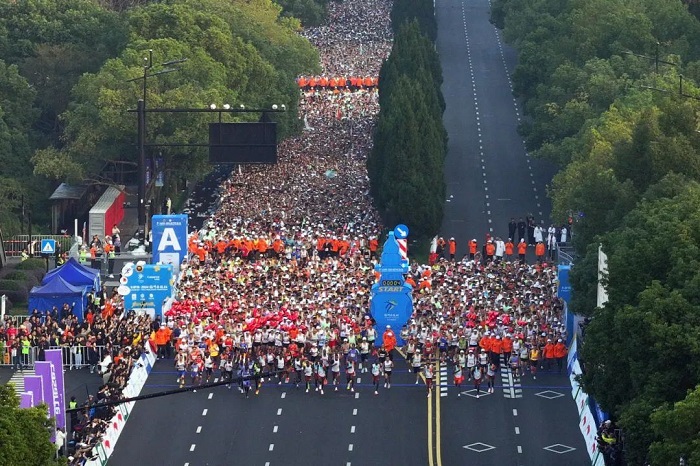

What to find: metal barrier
left=558, top=244, right=576, bottom=266
left=2, top=235, right=75, bottom=257
left=0, top=345, right=110, bottom=369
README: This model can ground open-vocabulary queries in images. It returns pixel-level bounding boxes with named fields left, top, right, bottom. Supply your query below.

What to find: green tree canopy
left=0, top=384, right=64, bottom=466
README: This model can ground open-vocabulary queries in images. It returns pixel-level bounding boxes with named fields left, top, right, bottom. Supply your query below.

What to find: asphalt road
left=111, top=355, right=428, bottom=466
left=439, top=0, right=557, bottom=252
left=436, top=0, right=589, bottom=464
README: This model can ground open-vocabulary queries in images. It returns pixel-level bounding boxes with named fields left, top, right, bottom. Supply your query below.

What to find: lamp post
left=127, top=51, right=187, bottom=228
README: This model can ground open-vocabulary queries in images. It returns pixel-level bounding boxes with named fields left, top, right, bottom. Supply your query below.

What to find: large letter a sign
left=151, top=214, right=188, bottom=268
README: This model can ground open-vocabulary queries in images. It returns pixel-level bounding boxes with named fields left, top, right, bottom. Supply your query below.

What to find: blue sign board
left=151, top=214, right=189, bottom=268
left=123, top=263, right=174, bottom=319
left=370, top=232, right=413, bottom=347
left=40, top=239, right=56, bottom=255
left=393, top=224, right=409, bottom=239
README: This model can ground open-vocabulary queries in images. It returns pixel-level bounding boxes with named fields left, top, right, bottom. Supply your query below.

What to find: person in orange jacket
left=553, top=339, right=568, bottom=373
left=535, top=241, right=546, bottom=263
left=505, top=239, right=514, bottom=260
left=502, top=333, right=513, bottom=365
left=479, top=332, right=492, bottom=354
left=383, top=325, right=397, bottom=353
left=368, top=236, right=379, bottom=259
left=468, top=239, right=477, bottom=260
left=448, top=237, right=457, bottom=261
left=485, top=241, right=496, bottom=263
left=543, top=339, right=557, bottom=371
left=490, top=335, right=503, bottom=368
left=517, top=238, right=527, bottom=262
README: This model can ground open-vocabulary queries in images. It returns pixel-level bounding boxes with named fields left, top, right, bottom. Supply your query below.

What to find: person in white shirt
left=383, top=355, right=394, bottom=389
left=55, top=427, right=66, bottom=457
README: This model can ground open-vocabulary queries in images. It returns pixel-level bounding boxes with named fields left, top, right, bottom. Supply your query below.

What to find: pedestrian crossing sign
left=41, top=239, right=56, bottom=254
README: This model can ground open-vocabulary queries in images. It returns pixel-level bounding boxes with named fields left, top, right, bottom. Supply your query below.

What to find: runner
left=371, top=359, right=382, bottom=395
left=314, top=360, right=326, bottom=395
left=331, top=352, right=342, bottom=391
left=412, top=352, right=423, bottom=384
left=425, top=362, right=434, bottom=397
left=383, top=353, right=394, bottom=389
left=175, top=351, right=187, bottom=388
left=346, top=358, right=356, bottom=392
left=454, top=363, right=464, bottom=396
left=486, top=363, right=496, bottom=394
left=472, top=364, right=484, bottom=398
left=303, top=360, right=314, bottom=393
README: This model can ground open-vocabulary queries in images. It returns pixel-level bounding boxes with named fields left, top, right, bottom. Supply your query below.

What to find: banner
left=370, top=230, right=413, bottom=347
left=45, top=349, right=66, bottom=430
left=20, top=392, right=33, bottom=409
left=23, top=375, right=44, bottom=407
left=151, top=214, right=188, bottom=268
left=34, top=360, right=61, bottom=441
left=122, top=263, right=174, bottom=319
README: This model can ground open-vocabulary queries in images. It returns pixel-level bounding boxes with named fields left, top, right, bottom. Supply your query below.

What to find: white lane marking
left=281, top=392, right=286, bottom=399
left=353, top=409, right=358, bottom=415
left=273, top=425, right=278, bottom=433
left=184, top=463, right=189, bottom=466
left=269, top=444, right=274, bottom=451
left=265, top=463, right=270, bottom=466
left=214, top=378, right=218, bottom=383
left=208, top=393, right=213, bottom=399
left=355, top=392, right=360, bottom=399
left=189, top=444, right=196, bottom=452
left=513, top=409, right=518, bottom=416
left=518, top=445, right=523, bottom=453
left=357, top=377, right=361, bottom=383
left=277, top=408, right=282, bottom=415
left=196, top=426, right=202, bottom=434
left=202, top=409, right=207, bottom=416
left=515, top=426, right=520, bottom=435
left=351, top=426, right=356, bottom=434
left=348, top=444, right=354, bottom=452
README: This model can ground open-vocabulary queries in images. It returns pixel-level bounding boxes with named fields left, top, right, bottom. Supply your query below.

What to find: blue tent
left=42, top=257, right=100, bottom=291
left=29, top=275, right=88, bottom=321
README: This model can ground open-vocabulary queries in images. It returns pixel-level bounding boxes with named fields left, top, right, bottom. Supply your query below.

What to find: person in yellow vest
left=104, top=237, right=116, bottom=278
left=21, top=336, right=31, bottom=370
left=79, top=246, right=88, bottom=264
left=20, top=249, right=29, bottom=262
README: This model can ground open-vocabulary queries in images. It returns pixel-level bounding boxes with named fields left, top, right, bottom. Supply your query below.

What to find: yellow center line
left=435, top=363, right=443, bottom=466
left=396, top=347, right=433, bottom=465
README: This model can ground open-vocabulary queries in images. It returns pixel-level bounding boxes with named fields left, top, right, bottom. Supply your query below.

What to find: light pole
left=126, top=51, right=187, bottom=228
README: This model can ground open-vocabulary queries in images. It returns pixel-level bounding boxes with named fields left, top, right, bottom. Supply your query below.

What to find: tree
left=649, top=385, right=700, bottom=466
left=0, top=384, right=64, bottom=466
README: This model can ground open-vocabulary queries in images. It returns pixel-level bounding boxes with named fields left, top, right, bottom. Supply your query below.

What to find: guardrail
left=0, top=345, right=110, bottom=369
left=3, top=235, right=75, bottom=257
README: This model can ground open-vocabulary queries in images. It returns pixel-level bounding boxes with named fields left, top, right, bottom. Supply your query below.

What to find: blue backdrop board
left=370, top=230, right=413, bottom=347
left=29, top=275, right=88, bottom=321
left=122, top=264, right=174, bottom=319
left=42, top=257, right=100, bottom=291
left=558, top=265, right=573, bottom=339
left=151, top=214, right=188, bottom=268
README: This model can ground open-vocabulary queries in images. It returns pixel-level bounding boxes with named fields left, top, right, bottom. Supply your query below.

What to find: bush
left=1, top=271, right=39, bottom=287
left=0, top=289, right=28, bottom=305
left=15, top=258, right=46, bottom=271
left=0, top=280, right=25, bottom=292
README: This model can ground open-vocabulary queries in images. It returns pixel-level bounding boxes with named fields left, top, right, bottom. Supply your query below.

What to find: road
left=435, top=0, right=589, bottom=464
left=439, top=0, right=556, bottom=251
left=111, top=356, right=427, bottom=466
left=109, top=0, right=590, bottom=464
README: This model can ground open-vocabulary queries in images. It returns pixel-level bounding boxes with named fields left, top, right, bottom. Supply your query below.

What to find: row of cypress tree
left=368, top=0, right=447, bottom=240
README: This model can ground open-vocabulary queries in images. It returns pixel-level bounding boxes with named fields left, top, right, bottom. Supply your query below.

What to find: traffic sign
left=393, top=224, right=409, bottom=239
left=40, top=239, right=56, bottom=254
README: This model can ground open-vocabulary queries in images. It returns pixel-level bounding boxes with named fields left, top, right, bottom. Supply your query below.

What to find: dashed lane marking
left=515, top=427, right=520, bottom=435
left=277, top=408, right=282, bottom=415
left=281, top=392, right=286, bottom=399
left=269, top=444, right=274, bottom=451
left=189, top=444, right=196, bottom=452
left=351, top=426, right=356, bottom=434
left=353, top=408, right=358, bottom=416
left=201, top=409, right=207, bottom=416
left=513, top=409, right=518, bottom=416
left=196, top=426, right=201, bottom=434
left=273, top=425, right=278, bottom=433
left=348, top=444, right=354, bottom=452
left=208, top=393, right=213, bottom=399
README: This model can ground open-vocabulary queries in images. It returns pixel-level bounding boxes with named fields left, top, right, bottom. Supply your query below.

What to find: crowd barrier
left=567, top=335, right=606, bottom=466
left=0, top=345, right=110, bottom=369
left=3, top=235, right=74, bottom=257
left=85, top=343, right=156, bottom=466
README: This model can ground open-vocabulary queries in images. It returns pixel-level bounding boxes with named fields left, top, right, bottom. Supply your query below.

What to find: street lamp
left=126, top=52, right=187, bottom=228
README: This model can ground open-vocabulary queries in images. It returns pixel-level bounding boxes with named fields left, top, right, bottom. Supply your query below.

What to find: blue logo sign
left=151, top=214, right=188, bottom=268
left=123, top=264, right=174, bottom=319
left=370, top=232, right=413, bottom=347
left=393, top=224, right=409, bottom=239
left=40, top=239, right=56, bottom=255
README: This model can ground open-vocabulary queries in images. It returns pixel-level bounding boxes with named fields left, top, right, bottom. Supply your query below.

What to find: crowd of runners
left=159, top=0, right=569, bottom=402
